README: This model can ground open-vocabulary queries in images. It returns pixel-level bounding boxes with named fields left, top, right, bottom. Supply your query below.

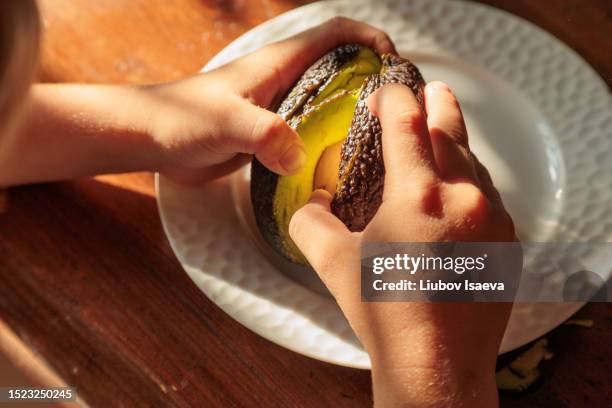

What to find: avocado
left=251, top=44, right=425, bottom=263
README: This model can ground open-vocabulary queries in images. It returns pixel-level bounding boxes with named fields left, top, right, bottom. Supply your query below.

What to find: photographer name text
left=372, top=279, right=504, bottom=291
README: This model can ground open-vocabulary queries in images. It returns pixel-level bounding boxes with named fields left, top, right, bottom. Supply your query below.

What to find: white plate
left=156, top=0, right=612, bottom=369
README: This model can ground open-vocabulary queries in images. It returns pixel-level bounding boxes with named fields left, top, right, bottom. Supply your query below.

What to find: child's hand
left=289, top=82, right=516, bottom=407
left=145, top=17, right=395, bottom=183
left=2, top=18, right=394, bottom=187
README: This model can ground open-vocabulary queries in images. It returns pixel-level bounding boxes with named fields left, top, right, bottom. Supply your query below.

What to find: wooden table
left=0, top=1, right=610, bottom=406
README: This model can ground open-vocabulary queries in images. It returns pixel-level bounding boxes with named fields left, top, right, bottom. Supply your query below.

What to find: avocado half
left=251, top=44, right=426, bottom=263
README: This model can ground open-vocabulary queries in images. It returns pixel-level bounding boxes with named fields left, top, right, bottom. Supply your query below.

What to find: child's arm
left=1, top=84, right=160, bottom=185
left=0, top=18, right=395, bottom=187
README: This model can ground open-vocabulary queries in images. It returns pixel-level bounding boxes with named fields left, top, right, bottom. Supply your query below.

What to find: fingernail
left=426, top=81, right=450, bottom=96
left=280, top=144, right=307, bottom=174
left=307, top=189, right=333, bottom=208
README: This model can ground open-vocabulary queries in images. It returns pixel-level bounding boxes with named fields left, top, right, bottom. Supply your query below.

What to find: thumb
left=223, top=100, right=306, bottom=175
left=289, top=190, right=354, bottom=273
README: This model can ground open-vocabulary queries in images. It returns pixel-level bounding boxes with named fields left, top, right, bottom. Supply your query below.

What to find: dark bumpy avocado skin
left=277, top=44, right=361, bottom=123
left=331, top=54, right=425, bottom=231
left=251, top=45, right=425, bottom=262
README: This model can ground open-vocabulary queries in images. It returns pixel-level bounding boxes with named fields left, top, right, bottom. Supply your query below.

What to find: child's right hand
left=144, top=17, right=395, bottom=184
left=289, top=82, right=516, bottom=407
left=2, top=18, right=395, bottom=187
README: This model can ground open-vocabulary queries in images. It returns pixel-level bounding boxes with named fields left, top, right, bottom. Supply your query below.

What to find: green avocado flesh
left=273, top=48, right=381, bottom=261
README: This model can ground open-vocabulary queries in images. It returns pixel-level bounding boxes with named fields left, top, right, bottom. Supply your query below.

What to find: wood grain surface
left=0, top=0, right=610, bottom=407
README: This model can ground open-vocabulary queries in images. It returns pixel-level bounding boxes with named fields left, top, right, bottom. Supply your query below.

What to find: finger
left=162, top=154, right=251, bottom=185
left=425, top=81, right=477, bottom=182
left=217, top=99, right=306, bottom=175
left=366, top=83, right=438, bottom=190
left=471, top=155, right=517, bottom=240
left=228, top=17, right=396, bottom=107
left=471, top=153, right=503, bottom=206
left=289, top=190, right=353, bottom=273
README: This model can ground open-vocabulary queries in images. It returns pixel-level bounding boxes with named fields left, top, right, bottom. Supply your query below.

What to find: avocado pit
left=313, top=140, right=342, bottom=195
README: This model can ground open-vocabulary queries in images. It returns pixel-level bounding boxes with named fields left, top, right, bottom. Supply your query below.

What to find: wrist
left=136, top=79, right=220, bottom=175
left=115, top=84, right=170, bottom=172
left=370, top=358, right=498, bottom=408
left=360, top=303, right=508, bottom=374
left=363, top=316, right=501, bottom=408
